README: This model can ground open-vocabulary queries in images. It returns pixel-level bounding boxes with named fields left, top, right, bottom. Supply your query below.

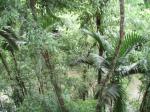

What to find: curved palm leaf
left=119, top=32, right=147, bottom=57
left=115, top=60, right=145, bottom=76
left=70, top=53, right=110, bottom=70
left=102, top=84, right=126, bottom=112
left=82, top=29, right=114, bottom=55
left=112, top=84, right=127, bottom=112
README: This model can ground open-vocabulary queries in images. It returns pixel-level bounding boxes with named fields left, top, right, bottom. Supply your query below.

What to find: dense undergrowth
left=0, top=0, right=150, bottom=112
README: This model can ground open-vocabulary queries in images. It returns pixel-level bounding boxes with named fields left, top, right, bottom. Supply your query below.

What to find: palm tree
left=71, top=30, right=147, bottom=112
left=71, top=0, right=148, bottom=111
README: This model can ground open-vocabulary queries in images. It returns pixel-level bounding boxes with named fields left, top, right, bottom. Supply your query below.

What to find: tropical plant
left=1, top=0, right=150, bottom=112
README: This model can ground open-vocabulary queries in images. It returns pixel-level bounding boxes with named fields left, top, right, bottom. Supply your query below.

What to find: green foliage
left=113, top=84, right=127, bottom=112
left=82, top=29, right=113, bottom=55
left=67, top=100, right=96, bottom=112
left=119, top=32, right=147, bottom=57
left=0, top=0, right=150, bottom=112
left=17, top=93, right=59, bottom=112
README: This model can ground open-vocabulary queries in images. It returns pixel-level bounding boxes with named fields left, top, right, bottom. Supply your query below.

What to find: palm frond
left=119, top=32, right=147, bottom=57
left=116, top=60, right=144, bottom=76
left=82, top=29, right=113, bottom=54
left=105, top=84, right=120, bottom=100
left=85, top=53, right=110, bottom=69
left=70, top=53, right=110, bottom=70
left=113, top=84, right=127, bottom=112
left=102, top=84, right=126, bottom=112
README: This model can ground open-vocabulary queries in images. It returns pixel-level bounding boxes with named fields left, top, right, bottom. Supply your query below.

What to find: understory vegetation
left=0, top=0, right=150, bottom=112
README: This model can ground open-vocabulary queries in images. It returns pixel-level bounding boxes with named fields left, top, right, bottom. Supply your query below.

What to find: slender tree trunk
left=0, top=50, right=24, bottom=106
left=94, top=11, right=104, bottom=99
left=11, top=51, right=27, bottom=96
left=96, top=10, right=104, bottom=84
left=27, top=0, right=37, bottom=20
left=41, top=50, right=69, bottom=112
left=80, top=72, right=88, bottom=101
left=96, top=0, right=125, bottom=111
left=0, top=50, right=12, bottom=80
left=37, top=76, right=45, bottom=94
left=95, top=0, right=109, bottom=99
left=10, top=51, right=27, bottom=106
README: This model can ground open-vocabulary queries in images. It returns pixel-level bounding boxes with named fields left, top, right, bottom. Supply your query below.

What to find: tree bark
left=96, top=0, right=125, bottom=111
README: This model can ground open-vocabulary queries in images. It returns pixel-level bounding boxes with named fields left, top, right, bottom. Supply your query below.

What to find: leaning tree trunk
left=11, top=51, right=27, bottom=96
left=0, top=51, right=25, bottom=106
left=41, top=49, right=69, bottom=112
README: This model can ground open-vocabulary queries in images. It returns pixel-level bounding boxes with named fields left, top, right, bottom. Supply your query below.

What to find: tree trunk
left=0, top=51, right=25, bottom=106
left=80, top=73, right=88, bottom=101
left=0, top=51, right=12, bottom=80
left=94, top=9, right=104, bottom=100
left=11, top=51, right=27, bottom=96
left=27, top=0, right=37, bottom=20
left=96, top=0, right=125, bottom=111
left=41, top=50, right=69, bottom=112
